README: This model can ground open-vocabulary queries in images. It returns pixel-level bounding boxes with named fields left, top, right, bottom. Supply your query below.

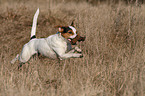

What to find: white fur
left=69, top=26, right=77, bottom=39
left=24, top=34, right=81, bottom=62
left=31, top=8, right=39, bottom=37
left=11, top=8, right=82, bottom=64
left=11, top=33, right=82, bottom=64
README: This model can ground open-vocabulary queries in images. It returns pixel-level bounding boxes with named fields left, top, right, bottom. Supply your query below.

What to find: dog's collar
left=56, top=32, right=61, bottom=34
left=58, top=32, right=66, bottom=40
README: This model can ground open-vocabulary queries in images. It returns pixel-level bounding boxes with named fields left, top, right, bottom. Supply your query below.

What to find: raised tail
left=30, top=8, right=40, bottom=40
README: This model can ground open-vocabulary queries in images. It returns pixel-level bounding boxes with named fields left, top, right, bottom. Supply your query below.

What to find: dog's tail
left=11, top=54, right=19, bottom=64
left=30, top=8, right=39, bottom=40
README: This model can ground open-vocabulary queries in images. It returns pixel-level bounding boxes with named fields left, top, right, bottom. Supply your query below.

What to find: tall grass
left=0, top=0, right=144, bottom=96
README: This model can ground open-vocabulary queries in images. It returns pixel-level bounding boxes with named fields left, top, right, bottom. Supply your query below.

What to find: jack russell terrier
left=11, top=8, right=85, bottom=68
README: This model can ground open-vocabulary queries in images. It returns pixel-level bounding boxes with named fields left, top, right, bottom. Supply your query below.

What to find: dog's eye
left=68, top=32, right=73, bottom=34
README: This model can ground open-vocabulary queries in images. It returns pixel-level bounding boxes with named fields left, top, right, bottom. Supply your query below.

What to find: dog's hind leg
left=11, top=54, right=19, bottom=64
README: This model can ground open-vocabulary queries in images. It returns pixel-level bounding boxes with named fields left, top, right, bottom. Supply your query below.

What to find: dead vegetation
left=0, top=0, right=144, bottom=96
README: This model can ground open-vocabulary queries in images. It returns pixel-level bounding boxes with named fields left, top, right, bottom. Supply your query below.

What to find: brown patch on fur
left=57, top=26, right=75, bottom=39
left=61, top=30, right=74, bottom=39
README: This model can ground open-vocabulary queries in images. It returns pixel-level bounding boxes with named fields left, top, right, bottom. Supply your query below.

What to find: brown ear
left=71, top=20, right=75, bottom=27
left=54, top=25, right=64, bottom=32
left=58, top=27, right=64, bottom=33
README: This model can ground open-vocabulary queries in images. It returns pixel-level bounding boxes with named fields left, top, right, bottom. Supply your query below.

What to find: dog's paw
left=74, top=50, right=82, bottom=53
left=77, top=54, right=83, bottom=58
left=79, top=54, right=83, bottom=58
left=58, top=57, right=63, bottom=60
left=74, top=46, right=82, bottom=53
left=73, top=53, right=83, bottom=58
left=76, top=49, right=82, bottom=53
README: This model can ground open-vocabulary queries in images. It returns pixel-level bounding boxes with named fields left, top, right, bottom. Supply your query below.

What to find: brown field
left=0, top=0, right=144, bottom=96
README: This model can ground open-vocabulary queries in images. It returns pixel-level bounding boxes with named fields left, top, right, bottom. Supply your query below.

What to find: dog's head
left=56, top=21, right=86, bottom=45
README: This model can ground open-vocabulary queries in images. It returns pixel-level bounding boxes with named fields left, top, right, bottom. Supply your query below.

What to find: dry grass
left=0, top=0, right=144, bottom=96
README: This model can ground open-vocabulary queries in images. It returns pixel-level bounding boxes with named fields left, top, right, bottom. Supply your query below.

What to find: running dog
left=11, top=8, right=85, bottom=68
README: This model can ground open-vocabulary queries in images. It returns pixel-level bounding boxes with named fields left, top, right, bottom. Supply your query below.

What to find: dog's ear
left=70, top=20, right=75, bottom=27
left=58, top=27, right=64, bottom=32
left=54, top=25, right=64, bottom=32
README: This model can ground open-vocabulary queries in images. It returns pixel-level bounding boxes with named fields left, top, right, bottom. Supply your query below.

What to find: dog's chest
left=47, top=34, right=69, bottom=51
left=66, top=42, right=72, bottom=52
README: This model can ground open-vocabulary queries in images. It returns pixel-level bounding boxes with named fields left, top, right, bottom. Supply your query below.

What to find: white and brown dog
left=11, top=8, right=85, bottom=68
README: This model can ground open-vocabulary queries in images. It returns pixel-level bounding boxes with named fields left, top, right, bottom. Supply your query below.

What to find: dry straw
left=0, top=0, right=144, bottom=96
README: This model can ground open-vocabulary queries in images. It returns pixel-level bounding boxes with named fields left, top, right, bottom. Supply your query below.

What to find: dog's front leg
left=54, top=49, right=83, bottom=59
left=71, top=45, right=82, bottom=53
left=74, top=46, right=82, bottom=53
left=59, top=52, right=83, bottom=59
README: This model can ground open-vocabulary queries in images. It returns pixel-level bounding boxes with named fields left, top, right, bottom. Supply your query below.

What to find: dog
left=11, top=8, right=85, bottom=68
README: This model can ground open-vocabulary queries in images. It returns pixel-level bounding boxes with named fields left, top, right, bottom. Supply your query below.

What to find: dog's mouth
left=68, top=38, right=72, bottom=42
